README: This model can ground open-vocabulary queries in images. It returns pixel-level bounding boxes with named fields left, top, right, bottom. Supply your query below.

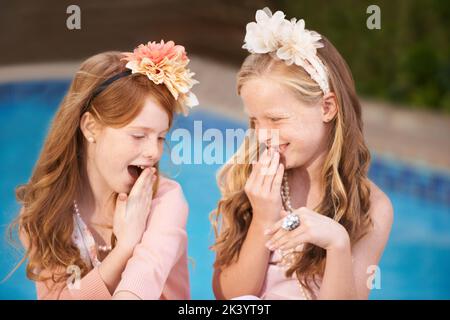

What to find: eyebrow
left=128, top=126, right=169, bottom=133
left=246, top=110, right=291, bottom=119
left=264, top=111, right=290, bottom=118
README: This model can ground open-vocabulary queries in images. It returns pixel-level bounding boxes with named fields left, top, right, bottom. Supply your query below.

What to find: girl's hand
left=244, top=147, right=285, bottom=226
left=113, top=167, right=156, bottom=253
left=264, top=207, right=350, bottom=252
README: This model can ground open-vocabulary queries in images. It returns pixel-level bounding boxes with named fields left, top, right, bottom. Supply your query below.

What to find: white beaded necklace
left=279, top=170, right=311, bottom=300
left=73, top=200, right=112, bottom=252
left=281, top=171, right=294, bottom=213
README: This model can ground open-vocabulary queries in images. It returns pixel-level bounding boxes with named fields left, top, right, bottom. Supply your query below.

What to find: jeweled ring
left=281, top=213, right=301, bottom=231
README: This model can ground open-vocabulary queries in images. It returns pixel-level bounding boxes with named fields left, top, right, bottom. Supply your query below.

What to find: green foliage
left=278, top=0, right=450, bottom=111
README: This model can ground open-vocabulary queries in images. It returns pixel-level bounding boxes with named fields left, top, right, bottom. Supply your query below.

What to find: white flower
left=182, top=91, right=199, bottom=108
left=276, top=18, right=324, bottom=65
left=242, top=7, right=290, bottom=54
left=242, top=8, right=330, bottom=94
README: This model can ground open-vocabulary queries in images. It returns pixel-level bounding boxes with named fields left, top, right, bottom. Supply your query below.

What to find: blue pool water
left=1, top=80, right=449, bottom=299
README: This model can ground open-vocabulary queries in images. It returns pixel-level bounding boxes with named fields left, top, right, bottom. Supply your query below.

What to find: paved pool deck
left=1, top=56, right=449, bottom=173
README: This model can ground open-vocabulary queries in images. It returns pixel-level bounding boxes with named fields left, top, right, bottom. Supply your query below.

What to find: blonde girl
left=211, top=8, right=393, bottom=300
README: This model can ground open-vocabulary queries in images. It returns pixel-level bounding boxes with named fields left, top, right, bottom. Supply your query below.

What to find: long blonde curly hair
left=8, top=51, right=178, bottom=287
left=210, top=36, right=373, bottom=295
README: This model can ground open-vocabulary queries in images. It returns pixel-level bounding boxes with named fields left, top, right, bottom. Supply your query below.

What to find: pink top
left=259, top=249, right=321, bottom=300
left=36, top=176, right=190, bottom=300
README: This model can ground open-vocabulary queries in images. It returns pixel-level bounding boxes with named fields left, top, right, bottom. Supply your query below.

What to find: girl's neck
left=77, top=161, right=115, bottom=226
left=288, top=152, right=325, bottom=210
left=75, top=192, right=115, bottom=227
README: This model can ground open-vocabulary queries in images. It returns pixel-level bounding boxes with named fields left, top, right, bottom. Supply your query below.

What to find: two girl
left=11, top=8, right=393, bottom=300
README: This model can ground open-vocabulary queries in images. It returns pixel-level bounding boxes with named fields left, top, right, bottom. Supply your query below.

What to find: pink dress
left=233, top=248, right=321, bottom=300
left=259, top=249, right=321, bottom=300
left=36, top=176, right=190, bottom=300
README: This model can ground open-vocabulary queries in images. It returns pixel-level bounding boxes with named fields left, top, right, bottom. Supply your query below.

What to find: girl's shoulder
left=149, top=176, right=189, bottom=225
left=154, top=175, right=188, bottom=206
left=156, top=175, right=183, bottom=193
left=367, top=180, right=394, bottom=229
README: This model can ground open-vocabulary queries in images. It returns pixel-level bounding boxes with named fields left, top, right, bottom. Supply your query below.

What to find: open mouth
left=127, top=165, right=147, bottom=180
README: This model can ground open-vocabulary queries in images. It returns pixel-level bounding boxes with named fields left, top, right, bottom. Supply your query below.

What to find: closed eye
left=132, top=134, right=146, bottom=140
left=269, top=117, right=283, bottom=122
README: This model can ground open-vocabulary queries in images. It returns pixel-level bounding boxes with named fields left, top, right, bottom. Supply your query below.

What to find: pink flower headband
left=121, top=40, right=199, bottom=112
left=85, top=40, right=199, bottom=114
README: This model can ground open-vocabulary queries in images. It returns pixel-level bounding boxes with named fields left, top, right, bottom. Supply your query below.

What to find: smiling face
left=241, top=78, right=330, bottom=170
left=84, top=96, right=169, bottom=194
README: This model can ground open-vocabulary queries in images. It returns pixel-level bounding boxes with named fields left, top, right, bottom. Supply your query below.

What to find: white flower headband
left=243, top=7, right=330, bottom=94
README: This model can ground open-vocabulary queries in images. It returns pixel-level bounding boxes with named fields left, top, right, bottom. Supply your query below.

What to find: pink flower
left=123, top=40, right=187, bottom=65
left=121, top=40, right=199, bottom=111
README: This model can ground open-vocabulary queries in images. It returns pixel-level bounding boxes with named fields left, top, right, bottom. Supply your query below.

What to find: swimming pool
left=1, top=80, right=449, bottom=299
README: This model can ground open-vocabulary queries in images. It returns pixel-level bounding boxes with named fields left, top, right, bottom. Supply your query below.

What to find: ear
left=321, top=92, right=338, bottom=123
left=80, top=112, right=101, bottom=143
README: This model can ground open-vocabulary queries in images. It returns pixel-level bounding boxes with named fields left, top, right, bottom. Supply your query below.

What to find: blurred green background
left=280, top=0, right=450, bottom=112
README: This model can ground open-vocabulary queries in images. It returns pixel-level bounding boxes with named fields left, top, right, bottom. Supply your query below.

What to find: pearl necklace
left=281, top=171, right=294, bottom=213
left=279, top=170, right=311, bottom=300
left=73, top=200, right=112, bottom=252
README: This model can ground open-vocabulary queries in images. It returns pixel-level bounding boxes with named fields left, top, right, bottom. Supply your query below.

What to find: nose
left=142, top=136, right=160, bottom=160
left=256, top=127, right=280, bottom=148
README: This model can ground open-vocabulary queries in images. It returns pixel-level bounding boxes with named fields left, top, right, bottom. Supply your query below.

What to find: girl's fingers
left=115, top=193, right=128, bottom=218
left=266, top=227, right=304, bottom=251
left=140, top=168, right=152, bottom=190
left=280, top=209, right=289, bottom=217
left=131, top=168, right=155, bottom=219
left=248, top=148, right=266, bottom=188
left=255, top=148, right=274, bottom=187
left=263, top=212, right=286, bottom=235
left=264, top=215, right=284, bottom=236
left=262, top=151, right=279, bottom=187
left=278, top=234, right=308, bottom=252
left=268, top=227, right=288, bottom=246
left=254, top=148, right=268, bottom=171
left=142, top=168, right=155, bottom=191
left=254, top=147, right=269, bottom=171
left=150, top=171, right=157, bottom=187
left=270, top=162, right=284, bottom=192
left=147, top=172, right=157, bottom=204
left=266, top=232, right=291, bottom=251
left=129, top=167, right=150, bottom=198
left=267, top=222, right=305, bottom=248
left=247, top=163, right=257, bottom=186
left=142, top=169, right=157, bottom=202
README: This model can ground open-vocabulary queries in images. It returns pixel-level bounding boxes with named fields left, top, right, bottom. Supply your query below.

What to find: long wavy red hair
left=8, top=51, right=179, bottom=286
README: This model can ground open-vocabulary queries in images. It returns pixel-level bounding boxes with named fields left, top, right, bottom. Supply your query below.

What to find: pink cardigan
left=36, top=176, right=190, bottom=300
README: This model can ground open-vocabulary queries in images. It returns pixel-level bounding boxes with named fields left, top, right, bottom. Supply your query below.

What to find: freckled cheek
left=100, top=133, right=134, bottom=155
left=103, top=141, right=136, bottom=168
left=281, top=127, right=302, bottom=145
left=295, top=127, right=326, bottom=153
left=154, top=142, right=165, bottom=162
left=93, top=149, right=119, bottom=181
